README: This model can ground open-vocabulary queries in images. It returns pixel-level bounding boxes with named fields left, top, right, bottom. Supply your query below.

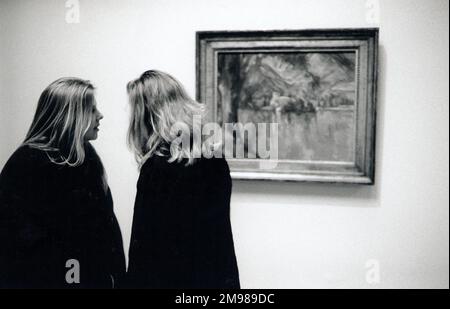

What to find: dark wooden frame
left=196, top=29, right=379, bottom=184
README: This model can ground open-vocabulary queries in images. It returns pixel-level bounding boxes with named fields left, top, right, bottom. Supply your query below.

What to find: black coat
left=0, top=144, right=125, bottom=288
left=126, top=155, right=240, bottom=288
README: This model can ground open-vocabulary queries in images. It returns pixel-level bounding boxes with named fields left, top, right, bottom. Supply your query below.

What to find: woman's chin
left=84, top=132, right=98, bottom=141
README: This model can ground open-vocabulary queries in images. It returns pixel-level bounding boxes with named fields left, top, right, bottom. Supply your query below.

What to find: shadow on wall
left=233, top=180, right=379, bottom=207
left=231, top=45, right=387, bottom=208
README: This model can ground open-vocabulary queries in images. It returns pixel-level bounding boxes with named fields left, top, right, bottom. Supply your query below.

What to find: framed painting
left=196, top=29, right=378, bottom=184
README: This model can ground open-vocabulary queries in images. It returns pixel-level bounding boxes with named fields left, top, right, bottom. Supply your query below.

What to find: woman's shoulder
left=140, top=155, right=181, bottom=177
left=137, top=156, right=231, bottom=195
left=201, top=156, right=230, bottom=171
left=3, top=145, right=49, bottom=170
left=139, top=155, right=230, bottom=182
left=143, top=155, right=228, bottom=170
left=0, top=145, right=51, bottom=186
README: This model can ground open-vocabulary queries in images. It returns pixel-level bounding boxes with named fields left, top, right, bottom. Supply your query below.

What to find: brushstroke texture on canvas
left=218, top=52, right=356, bottom=162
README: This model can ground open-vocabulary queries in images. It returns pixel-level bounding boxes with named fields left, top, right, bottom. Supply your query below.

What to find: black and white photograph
left=0, top=0, right=448, bottom=296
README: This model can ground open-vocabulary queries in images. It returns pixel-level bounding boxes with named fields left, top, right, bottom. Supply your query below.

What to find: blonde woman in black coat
left=126, top=70, right=240, bottom=288
left=0, top=78, right=125, bottom=288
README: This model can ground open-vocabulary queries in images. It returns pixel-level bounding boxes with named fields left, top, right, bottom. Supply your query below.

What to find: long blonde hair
left=23, top=77, right=96, bottom=166
left=127, top=70, right=207, bottom=166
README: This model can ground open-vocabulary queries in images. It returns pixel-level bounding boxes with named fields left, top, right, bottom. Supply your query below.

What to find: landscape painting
left=217, top=52, right=357, bottom=163
left=197, top=29, right=378, bottom=184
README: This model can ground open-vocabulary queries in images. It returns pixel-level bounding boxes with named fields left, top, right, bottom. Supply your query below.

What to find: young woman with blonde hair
left=0, top=78, right=125, bottom=288
left=126, top=70, right=240, bottom=288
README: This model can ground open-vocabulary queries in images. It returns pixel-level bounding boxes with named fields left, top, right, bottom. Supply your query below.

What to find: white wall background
left=0, top=0, right=448, bottom=288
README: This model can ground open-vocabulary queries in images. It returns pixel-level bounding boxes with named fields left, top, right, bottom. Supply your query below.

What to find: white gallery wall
left=0, top=0, right=448, bottom=288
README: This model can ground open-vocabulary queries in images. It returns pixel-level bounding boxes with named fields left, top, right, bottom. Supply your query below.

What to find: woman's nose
left=97, top=111, right=104, bottom=120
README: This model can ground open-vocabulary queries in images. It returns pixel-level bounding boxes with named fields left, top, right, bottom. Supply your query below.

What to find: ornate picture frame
left=196, top=29, right=378, bottom=184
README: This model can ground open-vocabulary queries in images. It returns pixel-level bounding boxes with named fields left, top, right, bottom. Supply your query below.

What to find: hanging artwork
left=197, top=29, right=378, bottom=184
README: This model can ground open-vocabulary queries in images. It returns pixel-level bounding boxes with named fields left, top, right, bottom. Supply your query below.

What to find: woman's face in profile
left=84, top=99, right=104, bottom=141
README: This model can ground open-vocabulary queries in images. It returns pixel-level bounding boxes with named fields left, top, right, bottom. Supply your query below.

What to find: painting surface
left=217, top=52, right=357, bottom=162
